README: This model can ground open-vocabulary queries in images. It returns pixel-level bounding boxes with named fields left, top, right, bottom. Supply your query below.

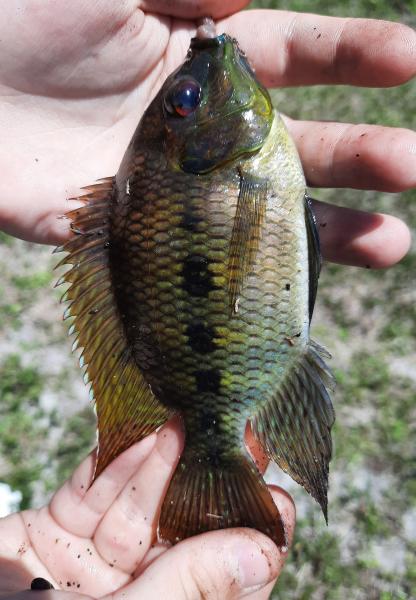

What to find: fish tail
left=159, top=446, right=287, bottom=548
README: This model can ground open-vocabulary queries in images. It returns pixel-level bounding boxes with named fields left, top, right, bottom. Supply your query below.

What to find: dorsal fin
left=56, top=178, right=171, bottom=479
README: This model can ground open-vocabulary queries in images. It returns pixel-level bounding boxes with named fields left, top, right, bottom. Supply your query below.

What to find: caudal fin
left=159, top=449, right=286, bottom=548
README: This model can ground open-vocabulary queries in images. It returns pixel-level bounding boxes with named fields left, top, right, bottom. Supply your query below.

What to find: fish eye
left=165, top=79, right=202, bottom=117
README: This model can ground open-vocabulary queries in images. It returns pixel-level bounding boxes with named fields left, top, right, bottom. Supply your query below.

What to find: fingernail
left=30, top=578, right=54, bottom=590
left=234, top=538, right=276, bottom=593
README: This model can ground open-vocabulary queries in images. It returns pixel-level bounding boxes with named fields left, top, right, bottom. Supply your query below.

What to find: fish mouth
left=190, top=33, right=232, bottom=51
left=189, top=33, right=248, bottom=73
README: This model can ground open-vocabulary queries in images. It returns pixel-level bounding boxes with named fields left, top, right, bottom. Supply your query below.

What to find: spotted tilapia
left=57, top=27, right=335, bottom=548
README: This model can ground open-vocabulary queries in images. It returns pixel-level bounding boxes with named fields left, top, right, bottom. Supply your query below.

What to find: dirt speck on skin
left=17, top=543, right=27, bottom=556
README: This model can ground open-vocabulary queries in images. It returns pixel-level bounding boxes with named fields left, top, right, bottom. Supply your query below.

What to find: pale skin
left=0, top=1, right=415, bottom=599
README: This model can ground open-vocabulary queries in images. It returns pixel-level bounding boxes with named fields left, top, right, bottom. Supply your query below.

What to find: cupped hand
left=0, top=420, right=295, bottom=600
left=0, top=0, right=414, bottom=267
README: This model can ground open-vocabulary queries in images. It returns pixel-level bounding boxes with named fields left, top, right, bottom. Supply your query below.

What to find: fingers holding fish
left=220, top=10, right=416, bottom=88
left=102, top=528, right=291, bottom=600
left=312, top=201, right=411, bottom=269
left=92, top=419, right=184, bottom=574
left=286, top=120, right=416, bottom=193
left=284, top=118, right=414, bottom=268
left=242, top=485, right=296, bottom=600
left=49, top=433, right=156, bottom=539
left=139, top=0, right=250, bottom=19
left=268, top=485, right=296, bottom=548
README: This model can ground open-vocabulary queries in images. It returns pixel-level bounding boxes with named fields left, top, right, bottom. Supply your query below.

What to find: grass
left=0, top=354, right=46, bottom=508
left=0, top=234, right=96, bottom=506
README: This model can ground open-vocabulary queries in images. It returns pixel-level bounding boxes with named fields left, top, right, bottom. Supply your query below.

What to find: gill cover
left=163, top=34, right=273, bottom=173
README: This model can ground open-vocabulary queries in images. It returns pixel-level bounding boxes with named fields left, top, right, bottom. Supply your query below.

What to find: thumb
left=110, top=529, right=288, bottom=600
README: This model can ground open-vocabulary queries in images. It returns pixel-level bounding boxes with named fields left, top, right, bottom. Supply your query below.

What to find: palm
left=0, top=3, right=197, bottom=244
left=2, top=430, right=161, bottom=597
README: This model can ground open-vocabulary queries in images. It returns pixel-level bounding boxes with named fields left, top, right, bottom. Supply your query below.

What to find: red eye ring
left=165, top=79, right=202, bottom=117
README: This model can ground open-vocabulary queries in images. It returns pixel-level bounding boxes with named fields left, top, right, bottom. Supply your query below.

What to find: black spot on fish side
left=182, top=254, right=215, bottom=297
left=181, top=206, right=202, bottom=232
left=195, top=369, right=221, bottom=394
left=186, top=322, right=216, bottom=354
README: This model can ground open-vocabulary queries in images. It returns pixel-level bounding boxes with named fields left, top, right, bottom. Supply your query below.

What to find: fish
left=56, top=22, right=335, bottom=549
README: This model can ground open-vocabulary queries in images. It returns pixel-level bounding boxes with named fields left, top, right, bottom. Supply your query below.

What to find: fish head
left=161, top=33, right=273, bottom=173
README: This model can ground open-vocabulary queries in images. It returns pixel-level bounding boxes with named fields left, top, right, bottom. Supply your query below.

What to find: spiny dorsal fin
left=250, top=341, right=335, bottom=521
left=228, top=169, right=267, bottom=313
left=56, top=178, right=171, bottom=480
left=159, top=448, right=286, bottom=548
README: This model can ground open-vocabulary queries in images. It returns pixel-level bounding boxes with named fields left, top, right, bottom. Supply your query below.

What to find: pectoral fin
left=56, top=178, right=171, bottom=480
left=228, top=169, right=267, bottom=312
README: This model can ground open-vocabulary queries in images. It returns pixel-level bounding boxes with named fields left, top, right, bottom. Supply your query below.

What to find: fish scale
left=57, top=32, right=335, bottom=547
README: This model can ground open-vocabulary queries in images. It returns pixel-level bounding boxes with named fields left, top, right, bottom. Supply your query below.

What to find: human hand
left=0, top=0, right=414, bottom=267
left=0, top=420, right=295, bottom=600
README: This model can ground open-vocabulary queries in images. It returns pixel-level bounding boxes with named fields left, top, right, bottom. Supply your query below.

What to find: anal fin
left=251, top=341, right=335, bottom=520
left=56, top=177, right=171, bottom=481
